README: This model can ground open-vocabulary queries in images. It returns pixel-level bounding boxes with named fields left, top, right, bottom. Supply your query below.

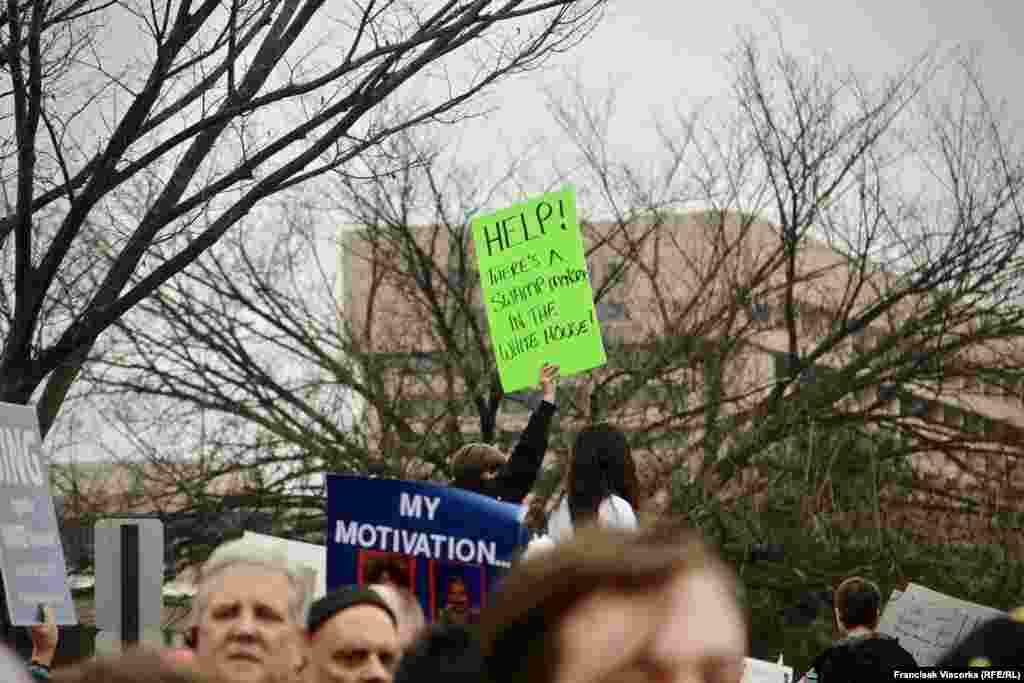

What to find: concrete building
left=338, top=210, right=1024, bottom=553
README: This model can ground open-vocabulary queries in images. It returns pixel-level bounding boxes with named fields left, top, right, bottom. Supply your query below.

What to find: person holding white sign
left=450, top=363, right=559, bottom=504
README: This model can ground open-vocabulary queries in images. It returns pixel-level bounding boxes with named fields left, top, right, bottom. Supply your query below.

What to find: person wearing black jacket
left=799, top=576, right=916, bottom=683
left=449, top=363, right=558, bottom=504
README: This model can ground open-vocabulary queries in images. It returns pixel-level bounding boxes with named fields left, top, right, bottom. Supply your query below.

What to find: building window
left=773, top=352, right=801, bottom=381
left=900, top=395, right=929, bottom=418
left=447, top=266, right=465, bottom=292
left=750, top=301, right=771, bottom=324
left=409, top=352, right=441, bottom=373
left=596, top=301, right=626, bottom=322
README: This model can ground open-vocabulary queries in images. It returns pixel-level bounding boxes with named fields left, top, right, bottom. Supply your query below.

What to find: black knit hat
left=308, top=585, right=399, bottom=635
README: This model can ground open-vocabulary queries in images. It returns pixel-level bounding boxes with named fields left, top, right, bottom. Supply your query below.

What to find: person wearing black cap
left=937, top=607, right=1024, bottom=669
left=307, top=586, right=401, bottom=683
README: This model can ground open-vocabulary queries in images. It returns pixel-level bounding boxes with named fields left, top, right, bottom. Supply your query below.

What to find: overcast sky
left=448, top=0, right=1022, bottom=192
left=50, top=0, right=1023, bottom=463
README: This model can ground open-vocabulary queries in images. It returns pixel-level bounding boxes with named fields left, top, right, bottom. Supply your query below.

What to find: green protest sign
left=471, top=186, right=607, bottom=393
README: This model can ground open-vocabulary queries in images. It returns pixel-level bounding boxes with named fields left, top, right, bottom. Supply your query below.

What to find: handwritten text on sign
left=472, top=186, right=606, bottom=393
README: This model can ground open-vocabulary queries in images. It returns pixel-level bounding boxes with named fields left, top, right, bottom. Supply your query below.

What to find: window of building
left=900, top=395, right=929, bottom=418
left=772, top=352, right=798, bottom=380
left=750, top=301, right=771, bottom=324
left=447, top=266, right=465, bottom=292
left=596, top=301, right=627, bottom=322
left=409, top=352, right=442, bottom=373
left=878, top=383, right=898, bottom=403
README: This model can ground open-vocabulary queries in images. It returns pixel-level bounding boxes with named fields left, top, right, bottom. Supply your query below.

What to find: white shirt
left=546, top=494, right=638, bottom=543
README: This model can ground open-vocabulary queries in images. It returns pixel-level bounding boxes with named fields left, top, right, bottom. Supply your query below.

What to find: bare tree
left=73, top=124, right=547, bottom=551
left=76, top=33, right=1024, bottom=638
left=0, top=0, right=608, bottom=438
left=542, top=36, right=1024, bottom=667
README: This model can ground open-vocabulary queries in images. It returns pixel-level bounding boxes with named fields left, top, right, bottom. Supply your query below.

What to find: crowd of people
left=3, top=363, right=1022, bottom=682
left=10, top=524, right=1023, bottom=683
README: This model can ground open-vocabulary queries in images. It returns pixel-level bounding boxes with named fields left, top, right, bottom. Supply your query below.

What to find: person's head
left=392, top=624, right=483, bottom=683
left=566, top=423, right=640, bottom=524
left=938, top=610, right=1024, bottom=668
left=51, top=648, right=202, bottom=683
left=480, top=523, right=747, bottom=683
left=307, top=585, right=400, bottom=683
left=833, top=577, right=882, bottom=635
left=450, top=443, right=507, bottom=493
left=191, top=539, right=313, bottom=683
left=0, top=644, right=32, bottom=683
left=362, top=555, right=411, bottom=589
left=446, top=576, right=470, bottom=613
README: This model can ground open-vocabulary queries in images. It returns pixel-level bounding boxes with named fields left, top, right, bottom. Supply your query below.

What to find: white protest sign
left=94, top=518, right=164, bottom=636
left=742, top=657, right=793, bottom=683
left=876, top=582, right=1005, bottom=666
left=241, top=531, right=326, bottom=599
left=0, top=402, right=77, bottom=625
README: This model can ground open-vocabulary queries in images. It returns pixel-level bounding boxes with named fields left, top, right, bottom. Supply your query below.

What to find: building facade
left=339, top=210, right=1024, bottom=552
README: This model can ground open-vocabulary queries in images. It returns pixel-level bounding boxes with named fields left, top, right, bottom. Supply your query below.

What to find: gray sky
left=457, top=0, right=1022, bottom=177
left=47, top=0, right=1024, bottom=463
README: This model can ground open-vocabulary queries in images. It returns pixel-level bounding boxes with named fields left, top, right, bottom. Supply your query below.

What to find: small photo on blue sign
left=358, top=551, right=417, bottom=592
left=431, top=561, right=485, bottom=626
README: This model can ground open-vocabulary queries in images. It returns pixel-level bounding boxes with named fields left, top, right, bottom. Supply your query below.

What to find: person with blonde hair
left=188, top=538, right=312, bottom=683
left=449, top=363, right=558, bottom=504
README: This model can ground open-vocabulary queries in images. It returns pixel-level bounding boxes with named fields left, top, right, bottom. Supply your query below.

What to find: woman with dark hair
left=545, top=423, right=640, bottom=542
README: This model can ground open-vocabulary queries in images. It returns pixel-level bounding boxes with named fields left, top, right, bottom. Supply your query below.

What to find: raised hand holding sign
left=472, top=186, right=607, bottom=393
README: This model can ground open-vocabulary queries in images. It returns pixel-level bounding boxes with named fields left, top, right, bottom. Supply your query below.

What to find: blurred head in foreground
left=480, top=523, right=747, bottom=683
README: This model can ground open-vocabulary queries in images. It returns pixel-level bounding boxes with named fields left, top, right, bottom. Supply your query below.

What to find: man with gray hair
left=189, top=538, right=314, bottom=683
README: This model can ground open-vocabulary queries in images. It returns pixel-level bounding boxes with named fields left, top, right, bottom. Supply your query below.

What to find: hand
left=30, top=605, right=58, bottom=667
left=539, top=363, right=559, bottom=402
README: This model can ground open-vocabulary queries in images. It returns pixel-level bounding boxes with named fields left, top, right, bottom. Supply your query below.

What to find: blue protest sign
left=0, top=402, right=77, bottom=625
left=326, top=475, right=527, bottom=624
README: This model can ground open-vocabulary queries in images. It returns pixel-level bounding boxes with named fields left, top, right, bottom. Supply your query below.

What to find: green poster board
left=471, top=186, right=607, bottom=393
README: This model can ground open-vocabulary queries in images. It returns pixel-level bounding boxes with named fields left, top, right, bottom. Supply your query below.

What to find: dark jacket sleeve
left=488, top=400, right=557, bottom=504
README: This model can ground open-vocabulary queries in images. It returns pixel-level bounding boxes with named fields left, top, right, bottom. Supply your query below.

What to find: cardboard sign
left=877, top=582, right=1005, bottom=666
left=0, top=402, right=77, bottom=625
left=326, top=475, right=527, bottom=624
left=240, top=532, right=326, bottom=599
left=743, top=657, right=793, bottom=683
left=472, top=186, right=607, bottom=392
